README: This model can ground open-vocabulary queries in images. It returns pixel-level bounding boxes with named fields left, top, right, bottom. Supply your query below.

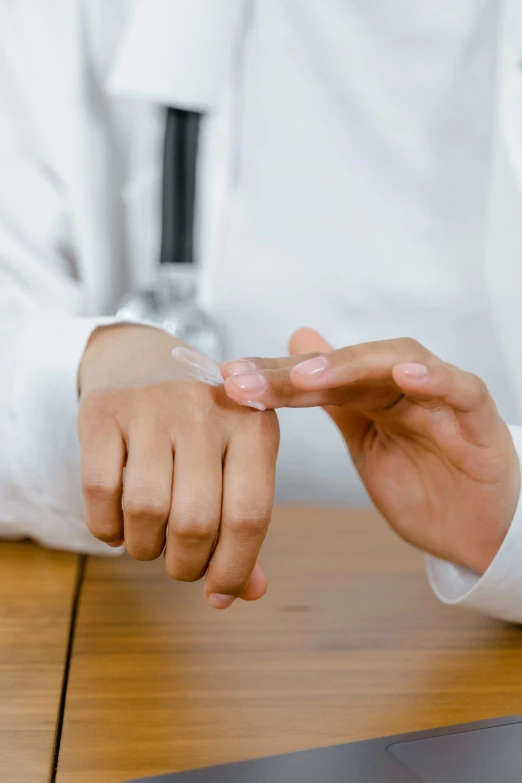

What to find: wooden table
left=0, top=541, right=80, bottom=783
left=4, top=509, right=522, bottom=783
left=52, top=507, right=522, bottom=783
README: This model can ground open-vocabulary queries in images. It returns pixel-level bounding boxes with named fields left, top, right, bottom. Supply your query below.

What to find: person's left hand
left=78, top=324, right=280, bottom=608
left=221, top=329, right=520, bottom=575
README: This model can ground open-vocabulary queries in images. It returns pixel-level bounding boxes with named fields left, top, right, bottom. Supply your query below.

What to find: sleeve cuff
left=426, top=425, right=522, bottom=623
left=7, top=316, right=121, bottom=554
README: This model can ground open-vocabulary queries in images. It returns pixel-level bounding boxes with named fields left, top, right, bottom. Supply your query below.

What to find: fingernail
left=223, top=360, right=257, bottom=375
left=229, top=373, right=268, bottom=395
left=399, top=363, right=428, bottom=380
left=207, top=593, right=236, bottom=609
left=293, top=355, right=328, bottom=379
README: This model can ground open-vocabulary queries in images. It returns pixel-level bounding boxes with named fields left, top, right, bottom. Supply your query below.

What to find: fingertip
left=288, top=327, right=315, bottom=355
left=223, top=376, right=252, bottom=407
left=207, top=593, right=237, bottom=610
left=289, top=327, right=332, bottom=356
left=223, top=375, right=244, bottom=400
left=221, top=359, right=258, bottom=380
left=204, top=561, right=268, bottom=608
left=224, top=375, right=269, bottom=411
left=107, top=539, right=125, bottom=549
left=240, top=560, right=268, bottom=602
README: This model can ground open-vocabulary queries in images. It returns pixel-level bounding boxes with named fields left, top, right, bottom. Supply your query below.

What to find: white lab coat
left=2, top=0, right=522, bottom=621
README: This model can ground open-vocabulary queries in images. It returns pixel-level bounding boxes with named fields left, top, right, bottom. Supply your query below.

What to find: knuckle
left=123, top=489, right=170, bottom=521
left=78, top=391, right=120, bottom=425
left=175, top=382, right=203, bottom=404
left=83, top=472, right=121, bottom=503
left=173, top=508, right=219, bottom=543
left=398, top=336, right=423, bottom=355
left=468, top=374, right=489, bottom=406
left=227, top=506, right=270, bottom=537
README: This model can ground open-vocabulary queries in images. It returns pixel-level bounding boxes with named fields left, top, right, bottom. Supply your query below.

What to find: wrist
left=457, top=452, right=521, bottom=576
left=78, top=323, right=184, bottom=398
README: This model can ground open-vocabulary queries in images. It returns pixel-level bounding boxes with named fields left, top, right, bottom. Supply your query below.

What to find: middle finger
left=165, top=430, right=223, bottom=582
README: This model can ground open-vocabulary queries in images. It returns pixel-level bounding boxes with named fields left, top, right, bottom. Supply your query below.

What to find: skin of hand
left=222, top=328, right=521, bottom=575
left=78, top=324, right=279, bottom=609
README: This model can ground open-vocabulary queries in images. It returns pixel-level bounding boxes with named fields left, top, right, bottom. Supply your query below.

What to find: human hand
left=78, top=324, right=279, bottom=608
left=222, top=328, right=520, bottom=574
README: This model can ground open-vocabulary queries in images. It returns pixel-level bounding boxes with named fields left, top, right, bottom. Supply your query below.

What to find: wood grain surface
left=55, top=507, right=522, bottom=783
left=0, top=541, right=79, bottom=783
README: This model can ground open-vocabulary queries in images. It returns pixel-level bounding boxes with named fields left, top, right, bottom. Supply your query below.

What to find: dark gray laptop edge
left=126, top=716, right=522, bottom=783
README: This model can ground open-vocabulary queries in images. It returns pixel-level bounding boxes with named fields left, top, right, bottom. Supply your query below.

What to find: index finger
left=223, top=338, right=434, bottom=410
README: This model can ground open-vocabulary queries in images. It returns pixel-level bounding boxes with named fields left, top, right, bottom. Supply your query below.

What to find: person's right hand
left=77, top=324, right=280, bottom=609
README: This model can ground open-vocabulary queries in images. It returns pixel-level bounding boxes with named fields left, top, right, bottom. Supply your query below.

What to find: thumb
left=289, top=327, right=333, bottom=356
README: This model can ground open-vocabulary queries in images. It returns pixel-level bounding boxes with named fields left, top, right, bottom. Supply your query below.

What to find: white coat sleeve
left=427, top=425, right=522, bottom=624
left=0, top=313, right=123, bottom=555
left=0, top=105, right=121, bottom=554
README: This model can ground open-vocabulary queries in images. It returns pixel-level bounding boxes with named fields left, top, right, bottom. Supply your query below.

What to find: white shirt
left=1, top=0, right=522, bottom=620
